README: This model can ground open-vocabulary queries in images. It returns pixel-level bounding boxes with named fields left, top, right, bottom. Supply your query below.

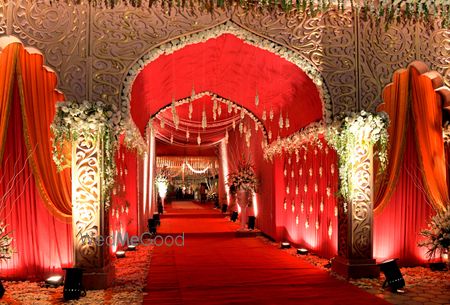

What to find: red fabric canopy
left=131, top=34, right=322, bottom=140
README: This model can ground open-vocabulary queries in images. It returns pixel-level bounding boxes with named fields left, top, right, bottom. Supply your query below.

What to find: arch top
left=122, top=21, right=331, bottom=142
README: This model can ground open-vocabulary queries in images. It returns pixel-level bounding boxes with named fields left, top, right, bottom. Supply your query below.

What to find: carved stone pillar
left=72, top=134, right=114, bottom=289
left=332, top=142, right=379, bottom=278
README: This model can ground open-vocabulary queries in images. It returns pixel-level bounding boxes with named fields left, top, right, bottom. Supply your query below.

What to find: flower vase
left=237, top=189, right=250, bottom=230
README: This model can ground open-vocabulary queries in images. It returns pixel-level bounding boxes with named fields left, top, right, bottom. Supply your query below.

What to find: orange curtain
left=410, top=66, right=448, bottom=211
left=374, top=69, right=410, bottom=214
left=15, top=47, right=72, bottom=221
left=0, top=43, right=20, bottom=164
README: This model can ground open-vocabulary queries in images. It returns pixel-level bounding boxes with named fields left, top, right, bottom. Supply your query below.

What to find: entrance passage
left=143, top=203, right=388, bottom=305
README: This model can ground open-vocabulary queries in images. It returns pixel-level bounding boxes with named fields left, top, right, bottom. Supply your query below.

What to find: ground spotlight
left=63, top=268, right=85, bottom=300
left=378, top=258, right=405, bottom=293
left=116, top=250, right=126, bottom=258
left=230, top=211, right=238, bottom=222
left=127, top=244, right=137, bottom=251
left=153, top=213, right=161, bottom=226
left=297, top=248, right=308, bottom=255
left=221, top=203, right=228, bottom=213
left=248, top=216, right=256, bottom=230
left=148, top=218, right=157, bottom=234
left=281, top=242, right=291, bottom=249
left=45, top=275, right=64, bottom=287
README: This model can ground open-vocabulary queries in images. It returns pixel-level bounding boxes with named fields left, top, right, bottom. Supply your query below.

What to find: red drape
left=373, top=128, right=433, bottom=265
left=274, top=140, right=338, bottom=259
left=0, top=83, right=72, bottom=279
left=110, top=143, right=139, bottom=252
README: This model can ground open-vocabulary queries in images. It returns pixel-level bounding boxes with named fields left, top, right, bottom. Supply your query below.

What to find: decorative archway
left=122, top=21, right=331, bottom=140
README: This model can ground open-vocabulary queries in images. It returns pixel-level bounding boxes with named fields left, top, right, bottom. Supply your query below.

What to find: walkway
left=143, top=201, right=389, bottom=305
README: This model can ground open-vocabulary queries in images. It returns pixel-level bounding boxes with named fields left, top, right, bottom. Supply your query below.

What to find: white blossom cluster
left=419, top=205, right=450, bottom=259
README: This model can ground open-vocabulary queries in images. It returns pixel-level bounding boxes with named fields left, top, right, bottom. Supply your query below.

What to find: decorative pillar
left=72, top=133, right=114, bottom=289
left=332, top=140, right=379, bottom=278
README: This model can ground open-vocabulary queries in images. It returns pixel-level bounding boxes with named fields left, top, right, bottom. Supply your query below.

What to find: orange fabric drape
left=410, top=66, right=448, bottom=211
left=0, top=43, right=20, bottom=164
left=374, top=69, right=410, bottom=214
left=374, top=63, right=448, bottom=213
left=15, top=47, right=72, bottom=221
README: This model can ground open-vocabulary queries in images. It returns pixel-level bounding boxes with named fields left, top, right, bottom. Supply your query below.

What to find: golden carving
left=359, top=18, right=416, bottom=111
left=0, top=3, right=6, bottom=35
left=72, top=135, right=103, bottom=268
left=91, top=2, right=229, bottom=104
left=350, top=143, right=372, bottom=258
left=232, top=8, right=356, bottom=116
left=10, top=0, right=88, bottom=101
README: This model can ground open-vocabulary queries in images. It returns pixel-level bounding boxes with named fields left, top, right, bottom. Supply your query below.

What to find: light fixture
left=248, top=216, right=256, bottom=230
left=230, top=211, right=238, bottom=222
left=148, top=218, right=157, bottom=234
left=63, top=268, right=85, bottom=300
left=378, top=259, right=405, bottom=293
left=153, top=212, right=161, bottom=226
left=45, top=275, right=64, bottom=287
left=127, top=244, right=137, bottom=251
left=297, top=248, right=308, bottom=255
left=116, top=250, right=126, bottom=258
left=281, top=242, right=291, bottom=249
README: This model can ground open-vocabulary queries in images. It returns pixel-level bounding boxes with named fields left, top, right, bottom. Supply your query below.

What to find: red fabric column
left=0, top=84, right=72, bottom=279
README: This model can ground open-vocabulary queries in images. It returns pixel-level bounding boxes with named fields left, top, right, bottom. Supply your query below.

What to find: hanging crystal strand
left=285, top=112, right=290, bottom=129
left=240, top=107, right=245, bottom=119
left=197, top=132, right=201, bottom=145
left=268, top=130, right=272, bottom=140
left=328, top=222, right=333, bottom=238
left=227, top=101, right=232, bottom=114
left=239, top=122, right=243, bottom=134
left=217, top=102, right=222, bottom=117
left=160, top=116, right=165, bottom=128
left=202, top=106, right=207, bottom=129
left=191, top=84, right=195, bottom=99
left=170, top=134, right=174, bottom=144
left=225, top=129, right=229, bottom=144
left=186, top=128, right=190, bottom=141
left=212, top=97, right=217, bottom=121
left=262, top=107, right=267, bottom=121
left=189, top=101, right=193, bottom=120
left=269, top=106, right=274, bottom=121
left=279, top=111, right=284, bottom=129
left=255, top=120, right=259, bottom=131
left=232, top=119, right=236, bottom=130
left=234, top=105, right=238, bottom=114
left=296, top=215, right=299, bottom=225
left=255, top=90, right=259, bottom=107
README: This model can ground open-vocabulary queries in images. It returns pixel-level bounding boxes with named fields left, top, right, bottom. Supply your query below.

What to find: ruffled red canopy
left=130, top=33, right=322, bottom=142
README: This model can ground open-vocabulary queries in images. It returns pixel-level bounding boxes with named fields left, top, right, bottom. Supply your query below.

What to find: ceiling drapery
left=131, top=33, right=323, bottom=143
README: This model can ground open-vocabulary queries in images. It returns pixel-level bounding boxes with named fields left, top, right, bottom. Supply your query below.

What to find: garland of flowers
left=123, top=21, right=332, bottom=126
left=51, top=100, right=126, bottom=208
left=263, top=121, right=326, bottom=161
left=123, top=119, right=147, bottom=155
left=325, top=110, right=389, bottom=201
left=49, top=1, right=450, bottom=28
left=228, top=158, right=258, bottom=193
left=419, top=205, right=450, bottom=259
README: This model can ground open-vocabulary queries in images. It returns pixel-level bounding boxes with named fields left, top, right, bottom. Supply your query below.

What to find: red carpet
left=144, top=206, right=388, bottom=305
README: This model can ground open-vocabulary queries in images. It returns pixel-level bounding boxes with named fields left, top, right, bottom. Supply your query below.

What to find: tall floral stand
left=237, top=190, right=249, bottom=230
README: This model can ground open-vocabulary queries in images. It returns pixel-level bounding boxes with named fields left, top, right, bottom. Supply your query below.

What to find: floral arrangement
left=228, top=159, right=258, bottom=193
left=419, top=205, right=450, bottom=260
left=263, top=121, right=326, bottom=161
left=325, top=110, right=389, bottom=201
left=49, top=1, right=450, bottom=28
left=155, top=166, right=170, bottom=193
left=51, top=100, right=126, bottom=207
left=0, top=223, right=13, bottom=261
